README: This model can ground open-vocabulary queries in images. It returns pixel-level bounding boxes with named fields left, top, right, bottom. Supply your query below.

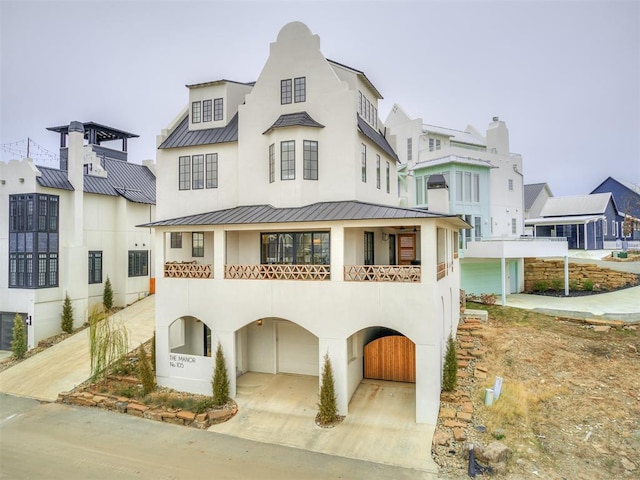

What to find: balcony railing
left=164, top=262, right=212, bottom=279
left=344, top=265, right=421, bottom=282
left=225, top=264, right=331, bottom=280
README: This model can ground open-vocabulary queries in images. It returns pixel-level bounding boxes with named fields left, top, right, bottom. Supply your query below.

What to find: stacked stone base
left=57, top=390, right=237, bottom=429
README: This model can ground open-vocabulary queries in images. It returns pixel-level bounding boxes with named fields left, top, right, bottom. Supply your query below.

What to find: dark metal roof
left=46, top=122, right=139, bottom=141
left=263, top=112, right=325, bottom=134
left=36, top=166, right=75, bottom=191
left=35, top=159, right=155, bottom=204
left=141, top=200, right=464, bottom=227
left=357, top=115, right=399, bottom=162
left=158, top=113, right=239, bottom=149
left=186, top=79, right=255, bottom=89
left=327, top=59, right=383, bottom=99
left=100, top=158, right=156, bottom=204
left=524, top=183, right=549, bottom=210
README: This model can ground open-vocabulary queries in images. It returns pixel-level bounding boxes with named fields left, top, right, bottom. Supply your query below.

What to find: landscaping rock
left=432, top=431, right=450, bottom=446
left=475, top=441, right=513, bottom=465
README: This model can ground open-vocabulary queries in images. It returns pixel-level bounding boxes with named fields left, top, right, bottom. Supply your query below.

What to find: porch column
left=500, top=256, right=507, bottom=306
left=213, top=330, right=237, bottom=399
left=213, top=227, right=225, bottom=280
left=415, top=343, right=440, bottom=424
left=583, top=223, right=587, bottom=250
left=318, top=337, right=348, bottom=417
left=155, top=229, right=165, bottom=282
left=564, top=255, right=569, bottom=296
left=330, top=225, right=344, bottom=282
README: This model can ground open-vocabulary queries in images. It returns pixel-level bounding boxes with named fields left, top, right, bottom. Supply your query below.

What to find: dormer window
left=428, top=138, right=441, bottom=151
left=281, top=77, right=306, bottom=104
left=192, top=101, right=201, bottom=123
left=358, top=90, right=377, bottom=129
left=203, top=100, right=212, bottom=122
left=214, top=98, right=223, bottom=121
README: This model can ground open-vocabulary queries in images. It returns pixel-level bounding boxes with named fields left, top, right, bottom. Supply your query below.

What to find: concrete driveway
left=209, top=372, right=438, bottom=474
left=0, top=295, right=155, bottom=401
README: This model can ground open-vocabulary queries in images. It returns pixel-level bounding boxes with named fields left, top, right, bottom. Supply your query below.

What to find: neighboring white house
left=0, top=122, right=155, bottom=350
left=524, top=183, right=554, bottom=221
left=385, top=105, right=567, bottom=303
left=146, top=22, right=468, bottom=425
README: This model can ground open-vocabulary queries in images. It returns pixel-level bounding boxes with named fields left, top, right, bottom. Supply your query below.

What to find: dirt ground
left=434, top=304, right=640, bottom=479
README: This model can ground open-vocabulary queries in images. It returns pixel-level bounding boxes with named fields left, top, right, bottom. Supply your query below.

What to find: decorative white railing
left=343, top=265, right=421, bottom=283
left=225, top=264, right=331, bottom=280
left=164, top=262, right=212, bottom=279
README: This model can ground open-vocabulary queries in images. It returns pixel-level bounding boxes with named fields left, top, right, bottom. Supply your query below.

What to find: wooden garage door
left=277, top=322, right=319, bottom=376
left=364, top=335, right=415, bottom=383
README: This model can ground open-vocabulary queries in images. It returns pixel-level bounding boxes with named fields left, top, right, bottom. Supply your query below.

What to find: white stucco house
left=385, top=105, right=567, bottom=303
left=145, top=22, right=468, bottom=425
left=0, top=122, right=155, bottom=350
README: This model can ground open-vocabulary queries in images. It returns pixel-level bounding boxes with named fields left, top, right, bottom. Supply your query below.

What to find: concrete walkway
left=505, top=250, right=640, bottom=322
left=0, top=295, right=155, bottom=402
left=210, top=372, right=438, bottom=475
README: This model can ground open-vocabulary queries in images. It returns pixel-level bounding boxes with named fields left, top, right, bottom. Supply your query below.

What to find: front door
left=389, top=234, right=397, bottom=264
left=398, top=234, right=416, bottom=265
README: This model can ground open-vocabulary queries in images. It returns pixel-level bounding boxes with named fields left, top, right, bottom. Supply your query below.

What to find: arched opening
left=361, top=327, right=415, bottom=383
left=168, top=316, right=211, bottom=357
left=235, top=318, right=319, bottom=377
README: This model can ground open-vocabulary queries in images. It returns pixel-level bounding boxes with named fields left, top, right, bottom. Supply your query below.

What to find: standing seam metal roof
left=140, top=200, right=458, bottom=227
left=158, top=113, right=239, bottom=149
left=357, top=116, right=399, bottom=162
left=36, top=167, right=75, bottom=191
left=263, top=112, right=325, bottom=134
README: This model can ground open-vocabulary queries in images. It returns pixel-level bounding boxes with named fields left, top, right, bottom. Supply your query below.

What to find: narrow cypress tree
left=11, top=313, right=27, bottom=360
left=103, top=276, right=113, bottom=311
left=151, top=330, right=156, bottom=371
left=61, top=293, right=74, bottom=334
left=137, top=343, right=156, bottom=396
left=211, top=342, right=229, bottom=406
left=317, top=353, right=338, bottom=425
left=442, top=333, right=458, bottom=392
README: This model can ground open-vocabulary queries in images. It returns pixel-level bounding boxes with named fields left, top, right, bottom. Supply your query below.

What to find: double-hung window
left=192, top=154, right=204, bottom=189
left=205, top=153, right=218, bottom=188
left=214, top=98, right=223, bottom=121
left=386, top=162, right=390, bottom=194
left=269, top=144, right=275, bottom=183
left=281, top=79, right=292, bottom=104
left=192, top=232, right=204, bottom=257
left=179, top=156, right=191, bottom=190
left=303, top=140, right=318, bottom=180
left=192, top=101, right=201, bottom=123
left=88, top=251, right=102, bottom=284
left=294, top=77, right=306, bottom=102
left=128, top=251, right=148, bottom=277
left=281, top=141, right=295, bottom=180
left=170, top=232, right=182, bottom=248
left=203, top=100, right=212, bottom=122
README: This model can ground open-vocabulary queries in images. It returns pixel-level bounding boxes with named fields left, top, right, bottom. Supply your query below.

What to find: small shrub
left=582, top=279, right=594, bottom=291
left=569, top=279, right=580, bottom=291
left=113, top=383, right=139, bottom=398
left=211, top=342, right=230, bottom=406
left=442, top=334, right=457, bottom=392
left=103, top=276, right=114, bottom=311
left=11, top=313, right=27, bottom=359
left=137, top=343, right=156, bottom=396
left=61, top=293, right=74, bottom=334
left=532, top=280, right=549, bottom=293
left=317, top=353, right=338, bottom=425
left=550, top=278, right=563, bottom=291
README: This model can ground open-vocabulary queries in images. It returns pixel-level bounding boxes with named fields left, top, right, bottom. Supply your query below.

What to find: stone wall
left=524, top=259, right=638, bottom=292
left=57, top=389, right=237, bottom=429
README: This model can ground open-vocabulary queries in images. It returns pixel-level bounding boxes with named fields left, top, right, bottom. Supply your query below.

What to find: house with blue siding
left=591, top=177, right=640, bottom=242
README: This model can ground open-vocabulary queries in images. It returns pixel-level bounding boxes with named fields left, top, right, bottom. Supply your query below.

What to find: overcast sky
left=1, top=0, right=638, bottom=196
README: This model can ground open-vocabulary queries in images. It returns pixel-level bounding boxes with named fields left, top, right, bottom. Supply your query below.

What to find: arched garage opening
left=362, top=327, right=415, bottom=383
left=168, top=316, right=211, bottom=357
left=235, top=318, right=319, bottom=377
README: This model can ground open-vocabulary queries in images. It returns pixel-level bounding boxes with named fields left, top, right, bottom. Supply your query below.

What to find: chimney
left=486, top=116, right=509, bottom=155
left=427, top=174, right=449, bottom=214
left=67, top=121, right=85, bottom=246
